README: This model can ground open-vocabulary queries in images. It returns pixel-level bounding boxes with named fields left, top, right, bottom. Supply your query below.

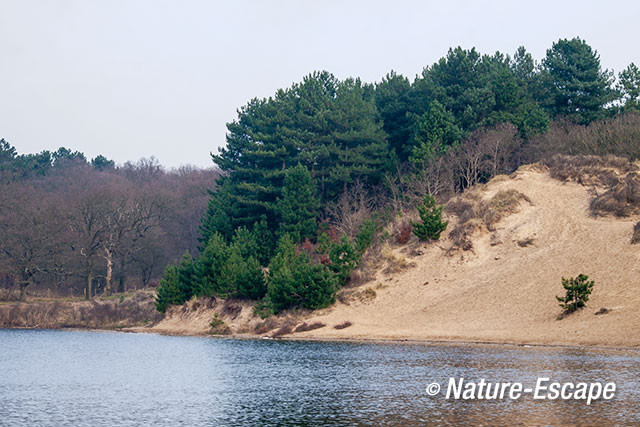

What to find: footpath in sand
left=150, top=167, right=640, bottom=348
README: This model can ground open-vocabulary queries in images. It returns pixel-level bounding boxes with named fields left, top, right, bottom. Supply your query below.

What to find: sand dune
left=296, top=167, right=640, bottom=347
left=149, top=166, right=640, bottom=348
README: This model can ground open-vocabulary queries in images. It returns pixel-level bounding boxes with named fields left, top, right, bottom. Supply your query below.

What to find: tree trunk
left=19, top=282, right=28, bottom=302
left=104, top=247, right=113, bottom=296
left=86, top=272, right=93, bottom=300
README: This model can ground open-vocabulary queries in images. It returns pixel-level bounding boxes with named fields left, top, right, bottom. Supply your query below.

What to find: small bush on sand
left=334, top=321, right=352, bottom=330
left=293, top=322, right=325, bottom=333
left=209, top=313, right=231, bottom=335
left=556, top=274, right=594, bottom=316
left=412, top=195, right=448, bottom=241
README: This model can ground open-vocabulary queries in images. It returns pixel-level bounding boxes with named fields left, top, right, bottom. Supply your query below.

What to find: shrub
left=267, top=235, right=339, bottom=312
left=556, top=274, right=595, bottom=314
left=196, top=233, right=229, bottom=296
left=334, top=321, right=352, bottom=330
left=209, top=313, right=231, bottom=335
left=294, top=322, right=325, bottom=332
left=632, top=221, right=640, bottom=244
left=328, top=235, right=361, bottom=283
left=355, top=218, right=378, bottom=254
left=412, top=194, right=448, bottom=240
left=395, top=220, right=412, bottom=244
left=155, top=253, right=196, bottom=313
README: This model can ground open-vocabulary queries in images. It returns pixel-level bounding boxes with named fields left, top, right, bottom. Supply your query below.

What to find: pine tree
left=412, top=195, right=448, bottom=240
left=618, top=63, right=640, bottom=112
left=541, top=37, right=615, bottom=123
left=196, top=233, right=229, bottom=296
left=276, top=164, right=318, bottom=242
left=556, top=274, right=595, bottom=313
left=267, top=234, right=338, bottom=312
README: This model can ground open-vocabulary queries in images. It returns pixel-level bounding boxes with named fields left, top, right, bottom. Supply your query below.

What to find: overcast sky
left=1, top=1, right=639, bottom=168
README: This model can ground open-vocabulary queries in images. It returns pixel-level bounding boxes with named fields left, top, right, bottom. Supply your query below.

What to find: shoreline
left=4, top=325, right=640, bottom=353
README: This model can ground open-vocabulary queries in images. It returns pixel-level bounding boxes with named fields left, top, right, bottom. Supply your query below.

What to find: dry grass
left=544, top=154, right=633, bottom=186
left=0, top=290, right=162, bottom=329
left=590, top=173, right=640, bottom=217
left=271, top=319, right=296, bottom=337
left=338, top=287, right=377, bottom=305
left=542, top=154, right=640, bottom=218
left=381, top=242, right=414, bottom=273
left=446, top=189, right=531, bottom=251
left=254, top=317, right=280, bottom=334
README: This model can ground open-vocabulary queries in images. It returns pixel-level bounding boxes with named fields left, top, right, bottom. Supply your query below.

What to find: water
left=1, top=329, right=639, bottom=426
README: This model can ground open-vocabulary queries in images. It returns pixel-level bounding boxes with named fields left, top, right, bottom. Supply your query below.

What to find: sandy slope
left=146, top=166, right=640, bottom=348
left=295, top=167, right=640, bottom=347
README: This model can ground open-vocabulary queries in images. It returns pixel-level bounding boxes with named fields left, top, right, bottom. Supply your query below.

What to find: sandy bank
left=141, top=166, right=640, bottom=349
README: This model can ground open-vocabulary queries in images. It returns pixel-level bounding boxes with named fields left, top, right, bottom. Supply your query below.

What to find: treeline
left=0, top=142, right=218, bottom=301
left=156, top=37, right=640, bottom=314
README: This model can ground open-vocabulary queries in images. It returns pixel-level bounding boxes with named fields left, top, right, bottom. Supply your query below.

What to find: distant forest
left=0, top=147, right=218, bottom=300
left=2, top=37, right=640, bottom=308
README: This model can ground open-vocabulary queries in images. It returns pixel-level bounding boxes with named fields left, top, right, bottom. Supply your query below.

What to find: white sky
left=1, top=0, right=639, bottom=168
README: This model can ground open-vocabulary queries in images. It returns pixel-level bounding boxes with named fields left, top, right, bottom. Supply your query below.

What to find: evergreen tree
left=267, top=234, right=338, bottom=312
left=276, top=164, right=318, bottom=242
left=412, top=195, right=448, bottom=240
left=155, top=252, right=197, bottom=312
left=618, top=63, right=640, bottom=112
left=556, top=274, right=595, bottom=313
left=375, top=71, right=413, bottom=160
left=155, top=262, right=181, bottom=313
left=199, top=177, right=237, bottom=244
left=196, top=233, right=229, bottom=296
left=541, top=37, right=615, bottom=123
left=409, top=100, right=462, bottom=164
left=91, top=155, right=115, bottom=170
left=0, top=139, right=17, bottom=165
left=251, top=216, right=275, bottom=266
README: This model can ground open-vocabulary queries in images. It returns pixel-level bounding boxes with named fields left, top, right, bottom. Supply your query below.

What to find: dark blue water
left=1, top=329, right=639, bottom=426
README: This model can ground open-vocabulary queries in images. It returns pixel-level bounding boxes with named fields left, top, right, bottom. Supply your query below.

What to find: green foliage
left=412, top=195, right=448, bottom=240
left=276, top=164, right=318, bottom=242
left=556, top=274, right=595, bottom=313
left=541, top=37, right=615, bottom=124
left=355, top=218, right=378, bottom=254
left=327, top=235, right=361, bottom=282
left=375, top=71, right=413, bottom=159
left=196, top=230, right=266, bottom=300
left=196, top=233, right=229, bottom=296
left=409, top=100, right=462, bottom=164
left=91, top=155, right=115, bottom=170
left=155, top=252, right=196, bottom=312
left=199, top=177, right=236, bottom=244
left=52, top=147, right=87, bottom=168
left=618, top=63, right=640, bottom=112
left=267, top=235, right=339, bottom=312
left=251, top=216, right=275, bottom=266
left=0, top=139, right=17, bottom=165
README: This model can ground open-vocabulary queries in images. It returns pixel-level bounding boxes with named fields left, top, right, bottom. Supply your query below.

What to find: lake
left=1, top=329, right=639, bottom=425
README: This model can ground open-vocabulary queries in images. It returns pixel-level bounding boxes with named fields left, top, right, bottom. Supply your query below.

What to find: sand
left=148, top=166, right=640, bottom=348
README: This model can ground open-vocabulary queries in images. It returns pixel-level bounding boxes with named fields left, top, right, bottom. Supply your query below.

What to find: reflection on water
left=0, top=329, right=639, bottom=425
